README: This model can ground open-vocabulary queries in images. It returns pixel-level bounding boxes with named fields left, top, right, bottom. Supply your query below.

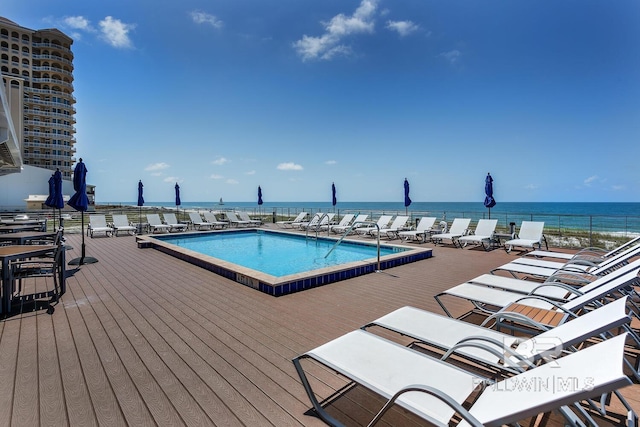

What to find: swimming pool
left=139, top=229, right=432, bottom=296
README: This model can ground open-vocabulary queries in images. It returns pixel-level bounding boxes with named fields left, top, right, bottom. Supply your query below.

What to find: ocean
left=102, top=201, right=640, bottom=234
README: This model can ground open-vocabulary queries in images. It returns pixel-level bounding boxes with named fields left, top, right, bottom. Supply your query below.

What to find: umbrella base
left=68, top=256, right=98, bottom=266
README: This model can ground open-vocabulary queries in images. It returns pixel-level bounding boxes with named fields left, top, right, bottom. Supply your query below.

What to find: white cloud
left=64, top=16, right=94, bottom=32
left=524, top=184, right=538, bottom=190
left=163, top=176, right=181, bottom=183
left=293, top=0, right=378, bottom=61
left=99, top=16, right=135, bottom=49
left=145, top=162, right=170, bottom=171
left=277, top=162, right=304, bottom=171
left=212, top=157, right=230, bottom=166
left=584, top=175, right=598, bottom=186
left=210, top=174, right=224, bottom=180
left=386, top=20, right=419, bottom=37
left=190, top=11, right=223, bottom=29
left=226, top=179, right=239, bottom=184
left=611, top=185, right=624, bottom=191
left=325, top=160, right=337, bottom=165
left=245, top=170, right=256, bottom=175
left=439, top=49, right=461, bottom=64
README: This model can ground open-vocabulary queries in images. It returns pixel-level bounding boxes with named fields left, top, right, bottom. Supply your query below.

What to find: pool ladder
left=324, top=221, right=381, bottom=272
left=305, top=213, right=332, bottom=240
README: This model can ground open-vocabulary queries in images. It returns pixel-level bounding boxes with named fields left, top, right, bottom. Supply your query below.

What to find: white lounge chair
left=237, top=211, right=262, bottom=226
left=369, top=215, right=410, bottom=239
left=457, top=219, right=498, bottom=250
left=293, top=328, right=631, bottom=427
left=163, top=213, right=188, bottom=232
left=88, top=214, right=113, bottom=237
left=111, top=214, right=136, bottom=236
left=319, top=213, right=354, bottom=232
left=354, top=215, right=393, bottom=236
left=276, top=212, right=307, bottom=228
left=330, top=214, right=368, bottom=234
left=188, top=212, right=214, bottom=230
left=491, top=242, right=640, bottom=282
left=526, top=235, right=640, bottom=261
left=294, top=213, right=321, bottom=230
left=225, top=211, right=252, bottom=227
left=302, top=213, right=335, bottom=231
left=504, top=221, right=548, bottom=253
left=202, top=212, right=228, bottom=229
left=146, top=214, right=172, bottom=233
left=430, top=218, right=472, bottom=247
left=365, top=296, right=632, bottom=374
left=398, top=217, right=437, bottom=242
left=434, top=260, right=640, bottom=321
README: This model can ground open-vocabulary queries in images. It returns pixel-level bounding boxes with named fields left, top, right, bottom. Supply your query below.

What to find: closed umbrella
left=484, top=172, right=496, bottom=218
left=258, top=186, right=263, bottom=205
left=331, top=183, right=337, bottom=208
left=53, top=168, right=65, bottom=228
left=68, top=158, right=98, bottom=265
left=175, top=183, right=181, bottom=221
left=45, top=174, right=56, bottom=228
left=137, top=180, right=144, bottom=234
left=404, top=178, right=412, bottom=215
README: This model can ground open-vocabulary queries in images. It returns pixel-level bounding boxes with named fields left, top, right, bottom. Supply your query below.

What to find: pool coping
left=137, top=228, right=433, bottom=296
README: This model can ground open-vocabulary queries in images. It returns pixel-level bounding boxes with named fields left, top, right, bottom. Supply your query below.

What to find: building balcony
left=30, top=54, right=73, bottom=66
left=31, top=42, right=73, bottom=54
left=24, top=87, right=76, bottom=103
left=22, top=109, right=76, bottom=122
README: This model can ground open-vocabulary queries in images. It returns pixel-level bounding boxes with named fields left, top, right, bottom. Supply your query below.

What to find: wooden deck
left=0, top=225, right=637, bottom=426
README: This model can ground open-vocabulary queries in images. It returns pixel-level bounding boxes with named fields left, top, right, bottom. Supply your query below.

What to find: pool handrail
left=325, top=220, right=381, bottom=272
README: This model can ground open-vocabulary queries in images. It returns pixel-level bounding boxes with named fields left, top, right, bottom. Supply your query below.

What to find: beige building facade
left=0, top=16, right=76, bottom=179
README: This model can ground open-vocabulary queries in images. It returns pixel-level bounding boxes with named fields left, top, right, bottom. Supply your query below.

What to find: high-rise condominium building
left=1, top=16, right=76, bottom=179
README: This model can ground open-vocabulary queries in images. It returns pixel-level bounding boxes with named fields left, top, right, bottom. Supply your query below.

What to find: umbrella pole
left=68, top=212, right=98, bottom=265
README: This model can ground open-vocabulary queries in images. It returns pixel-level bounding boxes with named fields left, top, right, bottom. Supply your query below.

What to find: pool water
left=159, top=230, right=400, bottom=277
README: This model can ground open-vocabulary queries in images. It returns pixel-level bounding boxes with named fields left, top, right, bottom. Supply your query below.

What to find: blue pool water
left=157, top=230, right=403, bottom=277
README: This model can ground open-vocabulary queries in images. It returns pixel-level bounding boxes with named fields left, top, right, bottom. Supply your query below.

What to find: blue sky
left=5, top=0, right=640, bottom=203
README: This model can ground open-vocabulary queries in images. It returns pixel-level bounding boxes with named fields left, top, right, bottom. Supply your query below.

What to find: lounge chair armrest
left=441, top=336, right=532, bottom=371
left=369, top=384, right=486, bottom=427
left=530, top=282, right=584, bottom=298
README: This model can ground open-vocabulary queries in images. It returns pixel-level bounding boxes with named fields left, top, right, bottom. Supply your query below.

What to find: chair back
left=146, top=214, right=163, bottom=226
left=375, top=215, right=393, bottom=228
left=448, top=218, right=471, bottom=235
left=416, top=217, right=436, bottom=232
left=89, top=215, right=108, bottom=228
left=203, top=212, right=223, bottom=223
left=518, top=221, right=545, bottom=241
left=337, top=214, right=355, bottom=227
left=474, top=219, right=498, bottom=237
left=164, top=213, right=179, bottom=224
left=112, top=215, right=130, bottom=227
left=189, top=212, right=204, bottom=223
left=387, top=216, right=409, bottom=229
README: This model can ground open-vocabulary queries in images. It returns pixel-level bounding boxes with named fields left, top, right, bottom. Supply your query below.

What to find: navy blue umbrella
left=404, top=178, right=412, bottom=214
left=68, top=159, right=98, bottom=265
left=175, top=183, right=181, bottom=221
left=67, top=159, right=88, bottom=211
left=258, top=186, right=263, bottom=205
left=52, top=169, right=64, bottom=210
left=331, top=183, right=337, bottom=207
left=45, top=174, right=56, bottom=228
left=52, top=169, right=65, bottom=229
left=138, top=180, right=144, bottom=207
left=137, top=180, right=144, bottom=234
left=45, top=174, right=55, bottom=207
left=484, top=172, right=496, bottom=218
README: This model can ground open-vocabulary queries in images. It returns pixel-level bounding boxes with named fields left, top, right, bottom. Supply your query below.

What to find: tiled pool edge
left=137, top=229, right=433, bottom=296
